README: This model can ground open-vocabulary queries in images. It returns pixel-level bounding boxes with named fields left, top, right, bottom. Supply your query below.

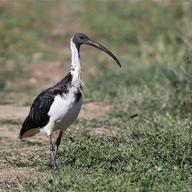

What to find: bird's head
left=72, top=33, right=121, bottom=67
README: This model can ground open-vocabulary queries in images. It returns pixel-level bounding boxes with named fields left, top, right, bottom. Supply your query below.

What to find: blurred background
left=0, top=0, right=191, bottom=109
left=1, top=1, right=192, bottom=191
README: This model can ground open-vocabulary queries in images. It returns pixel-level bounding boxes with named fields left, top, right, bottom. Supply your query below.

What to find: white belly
left=54, top=96, right=82, bottom=131
left=41, top=89, right=82, bottom=135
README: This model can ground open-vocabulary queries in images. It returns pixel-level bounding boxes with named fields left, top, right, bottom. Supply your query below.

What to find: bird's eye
left=80, top=36, right=84, bottom=39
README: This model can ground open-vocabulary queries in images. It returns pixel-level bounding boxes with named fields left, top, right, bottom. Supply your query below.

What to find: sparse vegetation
left=0, top=1, right=192, bottom=191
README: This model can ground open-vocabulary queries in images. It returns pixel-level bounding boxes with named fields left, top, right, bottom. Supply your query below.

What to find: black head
left=72, top=32, right=121, bottom=67
left=72, top=33, right=89, bottom=48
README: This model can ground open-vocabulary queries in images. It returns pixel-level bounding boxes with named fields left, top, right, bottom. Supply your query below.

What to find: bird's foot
left=50, top=160, right=57, bottom=170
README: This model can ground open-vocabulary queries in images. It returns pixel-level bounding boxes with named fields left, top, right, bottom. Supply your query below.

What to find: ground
left=0, top=101, right=111, bottom=188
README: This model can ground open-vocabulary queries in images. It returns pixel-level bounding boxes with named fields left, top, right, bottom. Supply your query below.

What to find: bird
left=19, top=33, right=121, bottom=169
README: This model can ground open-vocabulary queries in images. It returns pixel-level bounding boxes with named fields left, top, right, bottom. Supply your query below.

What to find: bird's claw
left=50, top=161, right=57, bottom=170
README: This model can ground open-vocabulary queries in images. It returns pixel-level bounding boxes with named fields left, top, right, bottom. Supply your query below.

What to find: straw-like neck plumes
left=70, top=39, right=82, bottom=88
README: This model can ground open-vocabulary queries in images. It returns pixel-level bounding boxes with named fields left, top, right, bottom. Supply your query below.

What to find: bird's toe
left=50, top=161, right=57, bottom=170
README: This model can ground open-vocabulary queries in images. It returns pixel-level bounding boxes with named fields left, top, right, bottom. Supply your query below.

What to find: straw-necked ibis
left=19, top=33, right=121, bottom=169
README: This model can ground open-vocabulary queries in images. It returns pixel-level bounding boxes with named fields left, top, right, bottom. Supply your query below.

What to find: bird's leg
left=56, top=131, right=63, bottom=148
left=48, top=135, right=57, bottom=170
left=54, top=131, right=63, bottom=159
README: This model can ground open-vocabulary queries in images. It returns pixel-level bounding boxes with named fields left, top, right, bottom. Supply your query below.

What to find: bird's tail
left=19, top=116, right=40, bottom=139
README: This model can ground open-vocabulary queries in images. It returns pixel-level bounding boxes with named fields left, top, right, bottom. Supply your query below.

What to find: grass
left=0, top=1, right=58, bottom=92
left=84, top=0, right=186, bottom=67
left=15, top=117, right=192, bottom=191
left=1, top=1, right=192, bottom=191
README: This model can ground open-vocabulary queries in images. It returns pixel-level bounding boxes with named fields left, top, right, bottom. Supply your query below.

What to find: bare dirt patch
left=0, top=167, right=35, bottom=183
left=0, top=105, right=28, bottom=122
left=79, top=102, right=112, bottom=119
left=90, top=127, right=110, bottom=136
left=0, top=101, right=111, bottom=141
left=0, top=124, right=19, bottom=144
left=0, top=101, right=111, bottom=123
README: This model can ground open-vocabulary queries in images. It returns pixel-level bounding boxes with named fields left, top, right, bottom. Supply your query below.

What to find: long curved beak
left=85, top=39, right=121, bottom=67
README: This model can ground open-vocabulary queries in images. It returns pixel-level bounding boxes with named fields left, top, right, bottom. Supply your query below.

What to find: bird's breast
left=48, top=89, right=82, bottom=130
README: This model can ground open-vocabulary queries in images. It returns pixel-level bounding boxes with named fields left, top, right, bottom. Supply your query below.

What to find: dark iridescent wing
left=19, top=73, right=72, bottom=138
left=19, top=90, right=55, bottom=138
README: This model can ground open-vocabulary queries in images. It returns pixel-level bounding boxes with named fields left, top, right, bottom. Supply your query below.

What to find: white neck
left=70, top=39, right=81, bottom=87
